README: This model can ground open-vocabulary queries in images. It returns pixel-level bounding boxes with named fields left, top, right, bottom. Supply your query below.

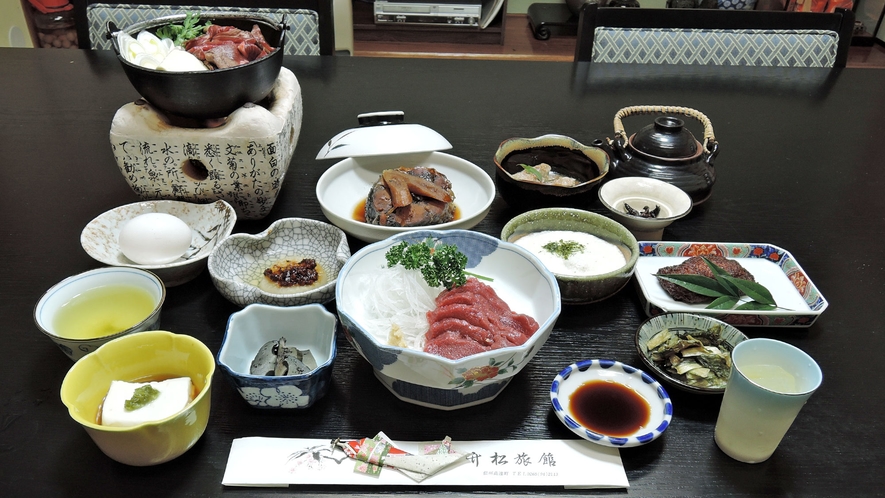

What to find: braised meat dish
left=657, top=255, right=755, bottom=304
left=365, top=167, right=455, bottom=227
left=184, top=24, right=275, bottom=69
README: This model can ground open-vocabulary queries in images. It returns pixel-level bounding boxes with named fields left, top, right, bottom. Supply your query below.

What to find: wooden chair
left=71, top=0, right=336, bottom=55
left=574, top=3, right=855, bottom=67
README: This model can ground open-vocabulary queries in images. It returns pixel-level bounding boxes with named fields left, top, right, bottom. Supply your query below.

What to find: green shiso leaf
left=721, top=275, right=776, bottom=305
left=657, top=257, right=780, bottom=311
left=707, top=295, right=740, bottom=310
left=653, top=274, right=730, bottom=297
left=702, top=257, right=742, bottom=296
left=518, top=163, right=544, bottom=182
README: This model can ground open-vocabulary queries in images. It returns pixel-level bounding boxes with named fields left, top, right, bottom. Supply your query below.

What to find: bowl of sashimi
left=335, top=229, right=562, bottom=410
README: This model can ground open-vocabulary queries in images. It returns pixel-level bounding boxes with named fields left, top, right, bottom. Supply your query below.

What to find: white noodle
left=350, top=265, right=442, bottom=350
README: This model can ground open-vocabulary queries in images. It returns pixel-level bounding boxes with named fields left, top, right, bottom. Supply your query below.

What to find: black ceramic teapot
left=601, top=105, right=720, bottom=205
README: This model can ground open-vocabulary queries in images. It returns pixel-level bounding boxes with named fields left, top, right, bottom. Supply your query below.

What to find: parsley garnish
left=385, top=238, right=492, bottom=290
left=155, top=12, right=211, bottom=46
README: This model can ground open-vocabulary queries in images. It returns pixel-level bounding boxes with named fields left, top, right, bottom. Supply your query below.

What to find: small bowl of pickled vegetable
left=635, top=313, right=748, bottom=395
left=217, top=303, right=338, bottom=409
left=598, top=177, right=692, bottom=241
left=494, top=134, right=609, bottom=210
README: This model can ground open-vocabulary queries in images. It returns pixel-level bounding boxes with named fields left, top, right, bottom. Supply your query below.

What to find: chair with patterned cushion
left=574, top=3, right=854, bottom=67
left=71, top=0, right=335, bottom=55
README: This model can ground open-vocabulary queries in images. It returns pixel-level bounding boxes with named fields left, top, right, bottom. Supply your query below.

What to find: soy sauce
left=568, top=380, right=651, bottom=437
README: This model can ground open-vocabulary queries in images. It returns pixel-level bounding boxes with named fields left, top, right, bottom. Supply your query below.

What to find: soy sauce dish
left=550, top=359, right=672, bottom=448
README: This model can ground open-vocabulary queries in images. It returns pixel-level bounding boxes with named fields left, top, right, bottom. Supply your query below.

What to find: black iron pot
left=601, top=105, right=720, bottom=205
left=109, top=12, right=286, bottom=120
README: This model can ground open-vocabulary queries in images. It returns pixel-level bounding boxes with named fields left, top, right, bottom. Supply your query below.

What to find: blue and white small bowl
left=551, top=359, right=672, bottom=448
left=217, top=303, right=337, bottom=409
left=337, top=229, right=561, bottom=410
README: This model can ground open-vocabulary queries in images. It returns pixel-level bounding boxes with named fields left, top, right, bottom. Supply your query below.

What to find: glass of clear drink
left=714, top=338, right=822, bottom=463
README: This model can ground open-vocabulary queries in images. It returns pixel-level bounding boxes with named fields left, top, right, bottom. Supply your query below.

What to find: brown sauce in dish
left=352, top=200, right=461, bottom=223
left=568, top=380, right=650, bottom=437
left=264, top=259, right=319, bottom=287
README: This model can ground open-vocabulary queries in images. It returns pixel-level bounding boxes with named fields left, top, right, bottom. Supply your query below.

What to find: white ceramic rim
left=34, top=267, right=166, bottom=343
left=80, top=199, right=236, bottom=270
left=207, top=217, right=347, bottom=299
left=315, top=151, right=495, bottom=243
left=598, top=177, right=692, bottom=223
left=550, top=359, right=672, bottom=448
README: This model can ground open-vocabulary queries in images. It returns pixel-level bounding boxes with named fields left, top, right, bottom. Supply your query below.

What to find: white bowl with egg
left=315, top=112, right=495, bottom=243
left=208, top=218, right=350, bottom=307
left=34, top=267, right=165, bottom=361
left=336, top=229, right=561, bottom=410
left=501, top=208, right=639, bottom=304
left=80, top=200, right=237, bottom=287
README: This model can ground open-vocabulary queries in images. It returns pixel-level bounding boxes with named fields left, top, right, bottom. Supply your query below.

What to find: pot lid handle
left=613, top=105, right=717, bottom=153
left=316, top=111, right=452, bottom=160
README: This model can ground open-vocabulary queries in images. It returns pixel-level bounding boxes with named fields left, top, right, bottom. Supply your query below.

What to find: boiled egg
left=118, top=213, right=192, bottom=265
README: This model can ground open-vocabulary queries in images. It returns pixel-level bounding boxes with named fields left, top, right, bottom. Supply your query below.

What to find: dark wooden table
left=1, top=48, right=883, bottom=496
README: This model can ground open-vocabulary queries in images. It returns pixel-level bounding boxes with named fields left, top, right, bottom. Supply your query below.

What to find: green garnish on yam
left=124, top=385, right=160, bottom=411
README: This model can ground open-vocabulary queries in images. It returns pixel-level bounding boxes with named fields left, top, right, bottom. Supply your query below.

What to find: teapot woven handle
left=613, top=105, right=716, bottom=152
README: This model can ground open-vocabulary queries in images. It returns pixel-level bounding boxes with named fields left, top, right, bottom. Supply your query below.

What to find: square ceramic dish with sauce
left=208, top=218, right=350, bottom=307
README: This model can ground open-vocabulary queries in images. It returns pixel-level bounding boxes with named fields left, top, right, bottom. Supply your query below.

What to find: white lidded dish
left=315, top=111, right=495, bottom=243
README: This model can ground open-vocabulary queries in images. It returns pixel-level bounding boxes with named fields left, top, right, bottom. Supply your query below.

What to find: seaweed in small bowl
left=635, top=313, right=748, bottom=395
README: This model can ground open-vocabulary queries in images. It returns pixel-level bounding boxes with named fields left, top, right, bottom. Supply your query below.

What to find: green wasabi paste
left=124, top=385, right=160, bottom=411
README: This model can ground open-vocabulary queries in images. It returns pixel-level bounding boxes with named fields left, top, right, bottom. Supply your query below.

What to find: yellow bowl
left=60, top=330, right=214, bottom=466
